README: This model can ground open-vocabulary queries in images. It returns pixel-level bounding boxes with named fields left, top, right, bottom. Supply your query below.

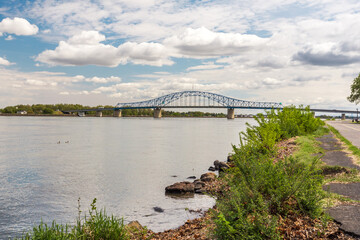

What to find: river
left=0, top=116, right=253, bottom=238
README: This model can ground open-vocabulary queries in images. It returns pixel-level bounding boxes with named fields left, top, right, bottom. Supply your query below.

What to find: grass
left=17, top=198, right=130, bottom=240
left=293, top=135, right=324, bottom=165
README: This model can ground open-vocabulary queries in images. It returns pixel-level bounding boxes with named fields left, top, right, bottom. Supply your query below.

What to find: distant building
left=17, top=110, right=27, bottom=115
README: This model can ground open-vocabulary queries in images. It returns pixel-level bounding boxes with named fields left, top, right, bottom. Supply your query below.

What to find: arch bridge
left=114, top=90, right=282, bottom=118
left=64, top=90, right=358, bottom=119
left=114, top=91, right=281, bottom=119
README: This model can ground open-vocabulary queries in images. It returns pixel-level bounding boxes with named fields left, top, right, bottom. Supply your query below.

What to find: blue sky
left=1, top=0, right=360, bottom=109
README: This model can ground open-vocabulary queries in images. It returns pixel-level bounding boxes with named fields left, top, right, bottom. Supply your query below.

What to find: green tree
left=43, top=108, right=54, bottom=114
left=348, top=73, right=360, bottom=104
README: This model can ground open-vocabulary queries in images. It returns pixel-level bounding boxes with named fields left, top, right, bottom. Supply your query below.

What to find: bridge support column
left=227, top=108, right=235, bottom=119
left=154, top=108, right=162, bottom=118
left=312, top=111, right=316, bottom=118
left=113, top=109, right=122, bottom=117
left=96, top=111, right=103, bottom=117
left=341, top=113, right=346, bottom=120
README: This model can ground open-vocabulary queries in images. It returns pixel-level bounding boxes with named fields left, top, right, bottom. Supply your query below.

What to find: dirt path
left=317, top=129, right=360, bottom=238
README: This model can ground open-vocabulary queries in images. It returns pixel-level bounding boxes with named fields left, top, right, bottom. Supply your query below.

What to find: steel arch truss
left=116, top=91, right=282, bottom=109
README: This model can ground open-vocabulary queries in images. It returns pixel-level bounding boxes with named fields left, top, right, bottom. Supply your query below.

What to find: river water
left=0, top=116, right=253, bottom=238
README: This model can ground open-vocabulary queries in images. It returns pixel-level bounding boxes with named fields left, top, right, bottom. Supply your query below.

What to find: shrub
left=213, top=106, right=326, bottom=239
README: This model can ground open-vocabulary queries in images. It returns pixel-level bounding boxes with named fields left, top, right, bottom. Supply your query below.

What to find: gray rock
left=208, top=166, right=216, bottom=171
left=153, top=207, right=164, bottom=213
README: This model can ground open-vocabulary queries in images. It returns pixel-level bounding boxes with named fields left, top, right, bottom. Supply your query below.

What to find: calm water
left=0, top=116, right=253, bottom=238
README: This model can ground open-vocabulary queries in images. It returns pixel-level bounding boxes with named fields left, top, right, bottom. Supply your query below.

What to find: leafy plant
left=213, top=106, right=326, bottom=239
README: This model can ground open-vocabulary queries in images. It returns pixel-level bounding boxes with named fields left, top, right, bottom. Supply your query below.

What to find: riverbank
left=14, top=107, right=360, bottom=239
left=129, top=134, right=359, bottom=239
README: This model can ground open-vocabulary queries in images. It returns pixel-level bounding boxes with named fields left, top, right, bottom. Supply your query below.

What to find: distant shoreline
left=0, top=114, right=254, bottom=118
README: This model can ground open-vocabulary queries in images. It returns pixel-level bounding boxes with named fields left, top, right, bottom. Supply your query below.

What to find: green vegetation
left=212, top=106, right=327, bottom=239
left=0, top=104, right=227, bottom=117
left=18, top=199, right=129, bottom=240
left=292, top=128, right=328, bottom=165
left=348, top=72, right=360, bottom=104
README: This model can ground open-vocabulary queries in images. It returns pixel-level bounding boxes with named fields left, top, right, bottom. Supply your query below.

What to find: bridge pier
left=341, top=113, right=346, bottom=120
left=113, top=109, right=122, bottom=117
left=227, top=108, right=235, bottom=119
left=154, top=108, right=162, bottom=118
left=96, top=111, right=103, bottom=117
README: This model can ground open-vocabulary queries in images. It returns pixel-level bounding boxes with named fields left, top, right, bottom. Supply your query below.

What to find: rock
left=214, top=160, right=230, bottom=172
left=165, top=181, right=195, bottom=194
left=200, top=172, right=216, bottom=182
left=126, top=220, right=143, bottom=230
left=193, top=180, right=206, bottom=194
left=153, top=207, right=164, bottom=213
left=187, top=176, right=196, bottom=179
left=227, top=155, right=234, bottom=162
left=208, top=166, right=216, bottom=171
left=213, top=160, right=221, bottom=170
left=171, top=175, right=178, bottom=177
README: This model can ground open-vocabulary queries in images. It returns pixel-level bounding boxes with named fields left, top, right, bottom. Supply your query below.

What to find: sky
left=0, top=0, right=360, bottom=110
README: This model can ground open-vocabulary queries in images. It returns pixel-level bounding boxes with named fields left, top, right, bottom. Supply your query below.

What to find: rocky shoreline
left=125, top=138, right=360, bottom=240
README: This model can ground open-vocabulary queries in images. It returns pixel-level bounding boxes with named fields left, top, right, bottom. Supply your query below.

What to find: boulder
left=200, top=172, right=216, bottom=182
left=165, top=181, right=195, bottom=194
left=214, top=160, right=230, bottom=172
left=208, top=166, right=216, bottom=171
left=194, top=180, right=206, bottom=194
left=214, top=160, right=221, bottom=170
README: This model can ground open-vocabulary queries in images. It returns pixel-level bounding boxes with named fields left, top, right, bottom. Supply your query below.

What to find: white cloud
left=164, top=27, right=269, bottom=57
left=262, top=77, right=282, bottom=85
left=0, top=17, right=38, bottom=36
left=187, top=62, right=224, bottom=71
left=85, top=76, right=122, bottom=83
left=0, top=56, right=13, bottom=66
left=36, top=31, right=173, bottom=67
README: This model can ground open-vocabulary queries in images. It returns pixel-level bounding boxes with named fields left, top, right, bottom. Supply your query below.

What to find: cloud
left=36, top=31, right=173, bottom=67
left=186, top=62, right=224, bottom=71
left=262, top=77, right=282, bottom=85
left=26, top=79, right=57, bottom=86
left=0, top=56, right=13, bottom=66
left=85, top=76, right=122, bottom=83
left=0, top=17, right=38, bottom=36
left=164, top=27, right=269, bottom=57
left=293, top=48, right=360, bottom=66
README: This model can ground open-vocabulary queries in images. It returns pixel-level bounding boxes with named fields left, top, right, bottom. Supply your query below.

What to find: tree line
left=0, top=104, right=226, bottom=117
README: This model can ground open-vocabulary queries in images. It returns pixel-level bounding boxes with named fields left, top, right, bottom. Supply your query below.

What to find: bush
left=213, top=106, right=326, bottom=239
